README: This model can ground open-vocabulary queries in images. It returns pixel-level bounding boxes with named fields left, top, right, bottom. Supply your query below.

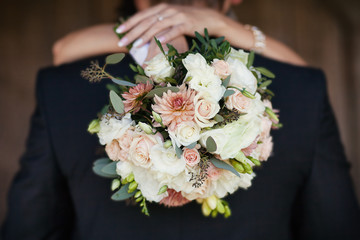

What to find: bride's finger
left=116, top=3, right=168, bottom=34
left=155, top=25, right=186, bottom=45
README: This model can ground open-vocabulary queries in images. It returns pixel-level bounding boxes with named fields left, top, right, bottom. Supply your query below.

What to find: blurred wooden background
left=0, top=0, right=359, bottom=223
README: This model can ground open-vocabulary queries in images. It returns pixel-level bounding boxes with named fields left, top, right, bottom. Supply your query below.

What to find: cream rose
left=169, top=121, right=201, bottom=147
left=225, top=48, right=249, bottom=65
left=183, top=53, right=225, bottom=101
left=199, top=129, right=228, bottom=155
left=225, top=89, right=252, bottom=113
left=211, top=59, right=231, bottom=79
left=194, top=93, right=220, bottom=128
left=226, top=57, right=257, bottom=94
left=144, top=53, right=175, bottom=83
left=97, top=113, right=134, bottom=145
left=150, top=144, right=186, bottom=176
left=182, top=148, right=200, bottom=167
left=128, top=134, right=158, bottom=168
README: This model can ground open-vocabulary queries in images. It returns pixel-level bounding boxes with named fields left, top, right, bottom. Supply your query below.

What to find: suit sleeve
left=1, top=70, right=74, bottom=240
left=293, top=72, right=360, bottom=240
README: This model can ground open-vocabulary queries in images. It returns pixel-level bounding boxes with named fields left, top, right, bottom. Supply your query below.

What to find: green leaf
left=112, top=78, right=136, bottom=87
left=111, top=183, right=136, bottom=201
left=135, top=75, right=153, bottom=84
left=129, top=64, right=138, bottom=72
left=101, top=161, right=118, bottom=175
left=222, top=75, right=231, bottom=87
left=214, top=114, right=224, bottom=122
left=204, top=28, right=209, bottom=41
left=174, top=144, right=183, bottom=159
left=145, top=86, right=179, bottom=98
left=137, top=65, right=145, bottom=75
left=210, top=39, right=217, bottom=50
left=195, top=31, right=206, bottom=46
left=215, top=36, right=225, bottom=44
left=106, top=84, right=119, bottom=92
left=99, top=105, right=109, bottom=115
left=106, top=53, right=125, bottom=64
left=154, top=37, right=165, bottom=56
left=223, top=89, right=235, bottom=98
left=165, top=77, right=177, bottom=85
left=186, top=142, right=197, bottom=149
left=255, top=67, right=275, bottom=78
left=94, top=158, right=111, bottom=166
left=247, top=51, right=255, bottom=68
left=259, top=80, right=272, bottom=89
left=93, top=163, right=118, bottom=178
left=109, top=90, right=124, bottom=114
left=210, top=158, right=240, bottom=177
left=206, top=136, right=217, bottom=152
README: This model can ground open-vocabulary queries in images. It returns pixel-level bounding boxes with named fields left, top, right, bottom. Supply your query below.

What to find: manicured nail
left=118, top=37, right=128, bottom=47
left=158, top=36, right=165, bottom=43
left=133, top=38, right=143, bottom=48
left=116, top=25, right=125, bottom=33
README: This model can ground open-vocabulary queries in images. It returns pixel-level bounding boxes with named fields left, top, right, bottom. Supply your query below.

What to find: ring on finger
left=156, top=14, right=164, bottom=22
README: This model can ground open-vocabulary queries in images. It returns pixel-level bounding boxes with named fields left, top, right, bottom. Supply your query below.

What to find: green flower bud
left=247, top=156, right=261, bottom=166
left=230, top=159, right=245, bottom=173
left=87, top=119, right=100, bottom=134
left=164, top=140, right=172, bottom=148
left=158, top=185, right=168, bottom=195
left=224, top=205, right=231, bottom=218
left=152, top=111, right=163, bottom=124
left=211, top=209, right=218, bottom=218
left=121, top=178, right=128, bottom=185
left=134, top=190, right=142, bottom=199
left=138, top=122, right=153, bottom=134
left=265, top=107, right=279, bottom=122
left=111, top=179, right=121, bottom=191
left=135, top=196, right=143, bottom=202
left=206, top=195, right=218, bottom=210
left=216, top=200, right=225, bottom=214
left=126, top=173, right=134, bottom=183
left=202, top=201, right=212, bottom=217
left=128, top=181, right=138, bottom=193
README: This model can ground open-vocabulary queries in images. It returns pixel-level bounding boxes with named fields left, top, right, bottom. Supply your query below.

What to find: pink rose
left=225, top=89, right=251, bottom=113
left=128, top=134, right=157, bottom=168
left=207, top=162, right=221, bottom=180
left=160, top=189, right=190, bottom=207
left=194, top=93, right=220, bottom=128
left=118, top=129, right=134, bottom=150
left=212, top=59, right=231, bottom=79
left=105, top=140, right=122, bottom=161
left=182, top=148, right=200, bottom=167
left=242, top=138, right=258, bottom=156
left=260, top=117, right=272, bottom=140
left=259, top=137, right=273, bottom=161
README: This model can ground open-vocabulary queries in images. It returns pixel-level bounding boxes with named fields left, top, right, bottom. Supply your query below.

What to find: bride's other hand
left=116, top=3, right=227, bottom=48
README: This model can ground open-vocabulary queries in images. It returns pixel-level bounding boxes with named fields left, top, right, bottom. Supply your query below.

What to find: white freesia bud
left=164, top=140, right=172, bottom=148
left=202, top=201, right=212, bottom=217
left=138, top=122, right=153, bottom=134
left=144, top=53, right=175, bottom=83
left=152, top=111, right=163, bottom=124
left=206, top=195, right=218, bottom=210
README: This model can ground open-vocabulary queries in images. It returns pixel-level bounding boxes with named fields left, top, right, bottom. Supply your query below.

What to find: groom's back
left=2, top=54, right=360, bottom=240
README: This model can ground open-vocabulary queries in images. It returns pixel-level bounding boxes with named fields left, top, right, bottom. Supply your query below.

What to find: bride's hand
left=116, top=3, right=226, bottom=48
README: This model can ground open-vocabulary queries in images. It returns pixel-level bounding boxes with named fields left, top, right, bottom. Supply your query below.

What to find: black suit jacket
left=2, top=54, right=360, bottom=240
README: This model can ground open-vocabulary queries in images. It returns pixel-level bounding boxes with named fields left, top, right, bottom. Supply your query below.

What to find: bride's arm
left=53, top=23, right=126, bottom=66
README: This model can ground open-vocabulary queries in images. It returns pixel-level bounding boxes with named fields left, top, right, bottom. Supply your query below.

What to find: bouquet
left=82, top=29, right=281, bottom=218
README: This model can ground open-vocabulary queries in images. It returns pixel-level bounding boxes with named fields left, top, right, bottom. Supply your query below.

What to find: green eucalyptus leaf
left=165, top=77, right=177, bottom=85
left=101, top=161, right=118, bottom=175
left=94, top=158, right=111, bottom=166
left=214, top=114, right=224, bottom=122
left=106, top=53, right=125, bottom=64
left=186, top=142, right=197, bottom=149
left=137, top=65, right=145, bottom=75
left=111, top=183, right=136, bottom=201
left=135, top=75, right=153, bottom=84
left=206, top=136, right=217, bottom=152
left=109, top=90, right=124, bottom=114
left=100, top=105, right=109, bottom=115
left=223, top=89, right=235, bottom=98
left=112, top=78, right=136, bottom=87
left=145, top=87, right=179, bottom=98
left=129, top=64, right=138, bottom=72
left=247, top=51, right=255, bottom=68
left=222, top=75, right=231, bottom=87
left=255, top=67, right=275, bottom=78
left=210, top=158, right=240, bottom=177
left=174, top=145, right=183, bottom=159
left=259, top=80, right=272, bottom=89
left=93, top=163, right=118, bottom=178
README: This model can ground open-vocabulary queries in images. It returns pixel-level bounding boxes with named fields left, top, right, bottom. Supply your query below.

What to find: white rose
left=150, top=144, right=186, bottom=176
left=169, top=121, right=201, bottom=147
left=194, top=92, right=220, bottom=128
left=98, top=113, right=134, bottom=145
left=199, top=129, right=228, bottom=155
left=226, top=57, right=257, bottom=94
left=116, top=161, right=133, bottom=178
left=219, top=115, right=262, bottom=159
left=183, top=53, right=225, bottom=101
left=144, top=53, right=175, bottom=83
left=225, top=48, right=249, bottom=65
